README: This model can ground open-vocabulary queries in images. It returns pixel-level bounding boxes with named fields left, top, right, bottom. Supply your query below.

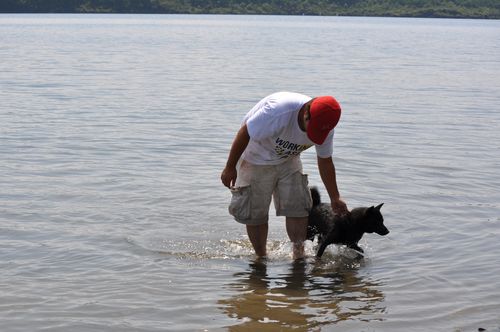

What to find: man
left=220, top=92, right=348, bottom=259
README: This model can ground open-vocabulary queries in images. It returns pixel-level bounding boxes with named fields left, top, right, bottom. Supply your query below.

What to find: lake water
left=1, top=13, right=499, bottom=331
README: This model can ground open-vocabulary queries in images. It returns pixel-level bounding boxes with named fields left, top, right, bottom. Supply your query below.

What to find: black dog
left=307, top=187, right=389, bottom=258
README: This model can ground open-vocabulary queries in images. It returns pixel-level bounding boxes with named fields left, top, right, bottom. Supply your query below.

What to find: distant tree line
left=1, top=0, right=499, bottom=19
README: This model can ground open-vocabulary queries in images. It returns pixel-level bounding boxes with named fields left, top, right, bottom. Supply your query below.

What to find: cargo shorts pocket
left=228, top=186, right=251, bottom=221
left=274, top=172, right=313, bottom=217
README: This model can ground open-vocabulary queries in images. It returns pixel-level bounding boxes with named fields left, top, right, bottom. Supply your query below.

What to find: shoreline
left=0, top=11, right=499, bottom=20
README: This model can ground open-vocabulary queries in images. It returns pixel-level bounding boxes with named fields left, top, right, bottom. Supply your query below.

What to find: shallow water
left=1, top=14, right=500, bottom=331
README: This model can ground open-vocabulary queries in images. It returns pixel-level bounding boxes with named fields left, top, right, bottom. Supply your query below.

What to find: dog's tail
left=310, top=187, right=321, bottom=207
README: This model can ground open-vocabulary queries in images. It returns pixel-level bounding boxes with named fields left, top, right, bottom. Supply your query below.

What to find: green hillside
left=1, top=0, right=499, bottom=19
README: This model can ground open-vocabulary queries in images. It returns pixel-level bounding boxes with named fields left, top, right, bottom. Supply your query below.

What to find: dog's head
left=362, top=203, right=389, bottom=236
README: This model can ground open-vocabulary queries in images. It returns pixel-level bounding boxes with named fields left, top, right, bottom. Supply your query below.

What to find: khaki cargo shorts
left=228, top=157, right=313, bottom=225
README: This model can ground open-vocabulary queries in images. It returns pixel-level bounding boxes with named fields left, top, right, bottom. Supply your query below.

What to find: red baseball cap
left=307, top=96, right=341, bottom=145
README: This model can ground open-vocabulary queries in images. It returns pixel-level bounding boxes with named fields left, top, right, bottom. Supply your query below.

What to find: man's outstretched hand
left=332, top=198, right=349, bottom=217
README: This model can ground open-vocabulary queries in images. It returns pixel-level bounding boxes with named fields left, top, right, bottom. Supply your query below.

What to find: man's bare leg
left=246, top=223, right=268, bottom=258
left=286, top=217, right=308, bottom=260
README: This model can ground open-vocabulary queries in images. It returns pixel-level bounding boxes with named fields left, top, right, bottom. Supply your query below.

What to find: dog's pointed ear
left=366, top=206, right=375, bottom=215
left=375, top=203, right=384, bottom=211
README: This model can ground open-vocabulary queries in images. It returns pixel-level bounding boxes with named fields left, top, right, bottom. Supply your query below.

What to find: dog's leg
left=348, top=243, right=364, bottom=253
left=316, top=228, right=338, bottom=258
left=316, top=234, right=334, bottom=258
left=316, top=241, right=329, bottom=258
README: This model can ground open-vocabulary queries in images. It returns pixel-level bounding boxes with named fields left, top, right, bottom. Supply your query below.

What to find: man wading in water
left=221, top=92, right=348, bottom=259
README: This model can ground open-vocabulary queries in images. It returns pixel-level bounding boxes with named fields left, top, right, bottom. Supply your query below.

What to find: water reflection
left=219, top=256, right=385, bottom=331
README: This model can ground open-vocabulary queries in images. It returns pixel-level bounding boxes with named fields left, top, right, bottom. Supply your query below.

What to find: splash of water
left=127, top=233, right=368, bottom=265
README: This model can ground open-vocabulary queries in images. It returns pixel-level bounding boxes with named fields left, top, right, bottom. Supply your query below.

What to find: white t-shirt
left=241, top=92, right=334, bottom=165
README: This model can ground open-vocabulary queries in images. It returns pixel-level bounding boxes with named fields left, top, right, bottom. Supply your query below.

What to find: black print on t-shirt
left=275, top=137, right=312, bottom=159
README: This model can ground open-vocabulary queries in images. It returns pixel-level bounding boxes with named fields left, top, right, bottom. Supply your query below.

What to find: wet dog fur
left=307, top=187, right=389, bottom=258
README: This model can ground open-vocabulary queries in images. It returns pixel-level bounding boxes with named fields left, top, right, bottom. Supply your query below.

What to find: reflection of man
left=218, top=259, right=386, bottom=330
left=219, top=259, right=309, bottom=331
left=221, top=92, right=348, bottom=260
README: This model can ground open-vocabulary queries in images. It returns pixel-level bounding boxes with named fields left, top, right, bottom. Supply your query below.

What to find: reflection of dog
left=307, top=187, right=389, bottom=258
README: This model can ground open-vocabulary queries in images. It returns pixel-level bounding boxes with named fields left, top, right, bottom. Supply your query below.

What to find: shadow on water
left=218, top=256, right=386, bottom=331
